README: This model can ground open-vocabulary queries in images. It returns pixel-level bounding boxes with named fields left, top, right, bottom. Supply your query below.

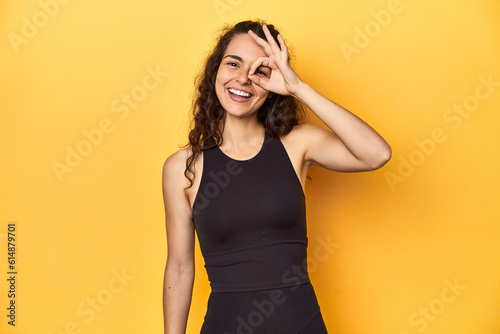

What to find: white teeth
left=229, top=88, right=251, bottom=97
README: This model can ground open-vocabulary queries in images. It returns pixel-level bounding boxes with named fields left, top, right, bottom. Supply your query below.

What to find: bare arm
left=248, top=25, right=391, bottom=172
left=293, top=84, right=391, bottom=172
left=162, top=150, right=195, bottom=334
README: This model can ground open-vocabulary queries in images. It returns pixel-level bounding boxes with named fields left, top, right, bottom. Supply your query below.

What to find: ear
left=267, top=92, right=273, bottom=99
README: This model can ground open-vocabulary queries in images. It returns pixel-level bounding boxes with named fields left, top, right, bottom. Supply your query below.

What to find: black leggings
left=200, top=282, right=328, bottom=334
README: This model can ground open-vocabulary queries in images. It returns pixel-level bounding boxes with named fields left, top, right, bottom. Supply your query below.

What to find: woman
left=163, top=20, right=391, bottom=334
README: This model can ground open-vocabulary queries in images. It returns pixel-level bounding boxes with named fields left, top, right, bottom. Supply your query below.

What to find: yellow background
left=1, top=0, right=499, bottom=333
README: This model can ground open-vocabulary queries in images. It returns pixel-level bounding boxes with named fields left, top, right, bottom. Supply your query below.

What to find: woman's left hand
left=248, top=25, right=303, bottom=97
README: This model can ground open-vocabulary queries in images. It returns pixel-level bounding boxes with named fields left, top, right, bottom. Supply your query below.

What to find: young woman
left=162, top=20, right=391, bottom=334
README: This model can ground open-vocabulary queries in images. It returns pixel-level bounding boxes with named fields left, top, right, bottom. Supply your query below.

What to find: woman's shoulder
left=162, top=146, right=202, bottom=180
left=162, top=147, right=191, bottom=179
left=281, top=123, right=326, bottom=142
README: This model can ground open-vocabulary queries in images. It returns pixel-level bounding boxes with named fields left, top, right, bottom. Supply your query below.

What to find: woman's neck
left=219, top=114, right=265, bottom=152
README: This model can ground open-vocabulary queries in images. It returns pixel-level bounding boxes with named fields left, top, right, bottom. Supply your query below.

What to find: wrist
left=291, top=81, right=311, bottom=101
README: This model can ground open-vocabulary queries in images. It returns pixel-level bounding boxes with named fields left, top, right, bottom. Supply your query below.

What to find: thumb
left=248, top=74, right=268, bottom=90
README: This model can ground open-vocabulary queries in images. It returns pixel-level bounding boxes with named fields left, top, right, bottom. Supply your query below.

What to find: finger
left=248, top=30, right=273, bottom=56
left=248, top=57, right=271, bottom=89
left=248, top=73, right=269, bottom=90
left=277, top=34, right=289, bottom=59
left=262, top=25, right=281, bottom=55
left=248, top=56, right=271, bottom=76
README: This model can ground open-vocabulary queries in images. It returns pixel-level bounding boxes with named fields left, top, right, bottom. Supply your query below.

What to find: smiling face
left=215, top=33, right=271, bottom=119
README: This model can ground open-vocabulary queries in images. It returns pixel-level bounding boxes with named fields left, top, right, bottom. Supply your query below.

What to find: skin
left=163, top=25, right=392, bottom=334
left=215, top=33, right=272, bottom=120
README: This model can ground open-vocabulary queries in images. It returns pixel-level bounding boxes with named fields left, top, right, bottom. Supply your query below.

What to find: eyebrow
left=223, top=55, right=243, bottom=62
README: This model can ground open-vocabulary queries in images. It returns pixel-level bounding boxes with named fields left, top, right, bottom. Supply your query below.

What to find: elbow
left=367, top=145, right=392, bottom=170
left=165, top=260, right=194, bottom=277
left=165, top=256, right=195, bottom=279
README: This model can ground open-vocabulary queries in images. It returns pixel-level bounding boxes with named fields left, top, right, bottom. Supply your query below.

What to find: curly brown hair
left=184, top=20, right=305, bottom=188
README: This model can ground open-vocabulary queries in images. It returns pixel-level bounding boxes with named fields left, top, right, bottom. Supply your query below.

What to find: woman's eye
left=227, top=62, right=238, bottom=67
left=256, top=69, right=268, bottom=76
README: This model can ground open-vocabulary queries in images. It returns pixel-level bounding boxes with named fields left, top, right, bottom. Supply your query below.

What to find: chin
left=224, top=109, right=257, bottom=119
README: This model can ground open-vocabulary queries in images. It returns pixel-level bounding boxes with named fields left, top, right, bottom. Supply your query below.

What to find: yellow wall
left=1, top=0, right=499, bottom=333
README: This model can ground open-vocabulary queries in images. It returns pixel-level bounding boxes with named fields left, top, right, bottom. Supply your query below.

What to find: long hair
left=184, top=20, right=305, bottom=188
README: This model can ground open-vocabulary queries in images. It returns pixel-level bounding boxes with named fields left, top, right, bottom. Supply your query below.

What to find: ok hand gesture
left=248, top=25, right=303, bottom=97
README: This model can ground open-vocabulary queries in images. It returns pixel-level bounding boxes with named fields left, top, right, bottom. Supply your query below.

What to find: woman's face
left=215, top=33, right=272, bottom=119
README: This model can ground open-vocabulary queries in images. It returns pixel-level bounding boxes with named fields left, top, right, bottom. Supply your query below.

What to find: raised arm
left=248, top=25, right=391, bottom=172
left=162, top=150, right=195, bottom=334
left=292, top=84, right=391, bottom=172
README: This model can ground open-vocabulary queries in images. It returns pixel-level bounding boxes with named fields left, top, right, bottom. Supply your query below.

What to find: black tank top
left=192, top=132, right=310, bottom=292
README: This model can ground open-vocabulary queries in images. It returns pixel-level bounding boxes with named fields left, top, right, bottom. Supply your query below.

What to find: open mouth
left=227, top=88, right=253, bottom=102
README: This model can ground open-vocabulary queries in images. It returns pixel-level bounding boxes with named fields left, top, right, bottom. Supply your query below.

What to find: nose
left=236, top=68, right=250, bottom=85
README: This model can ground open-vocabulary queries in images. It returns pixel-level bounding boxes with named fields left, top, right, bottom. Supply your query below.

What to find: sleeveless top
left=192, top=132, right=310, bottom=293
